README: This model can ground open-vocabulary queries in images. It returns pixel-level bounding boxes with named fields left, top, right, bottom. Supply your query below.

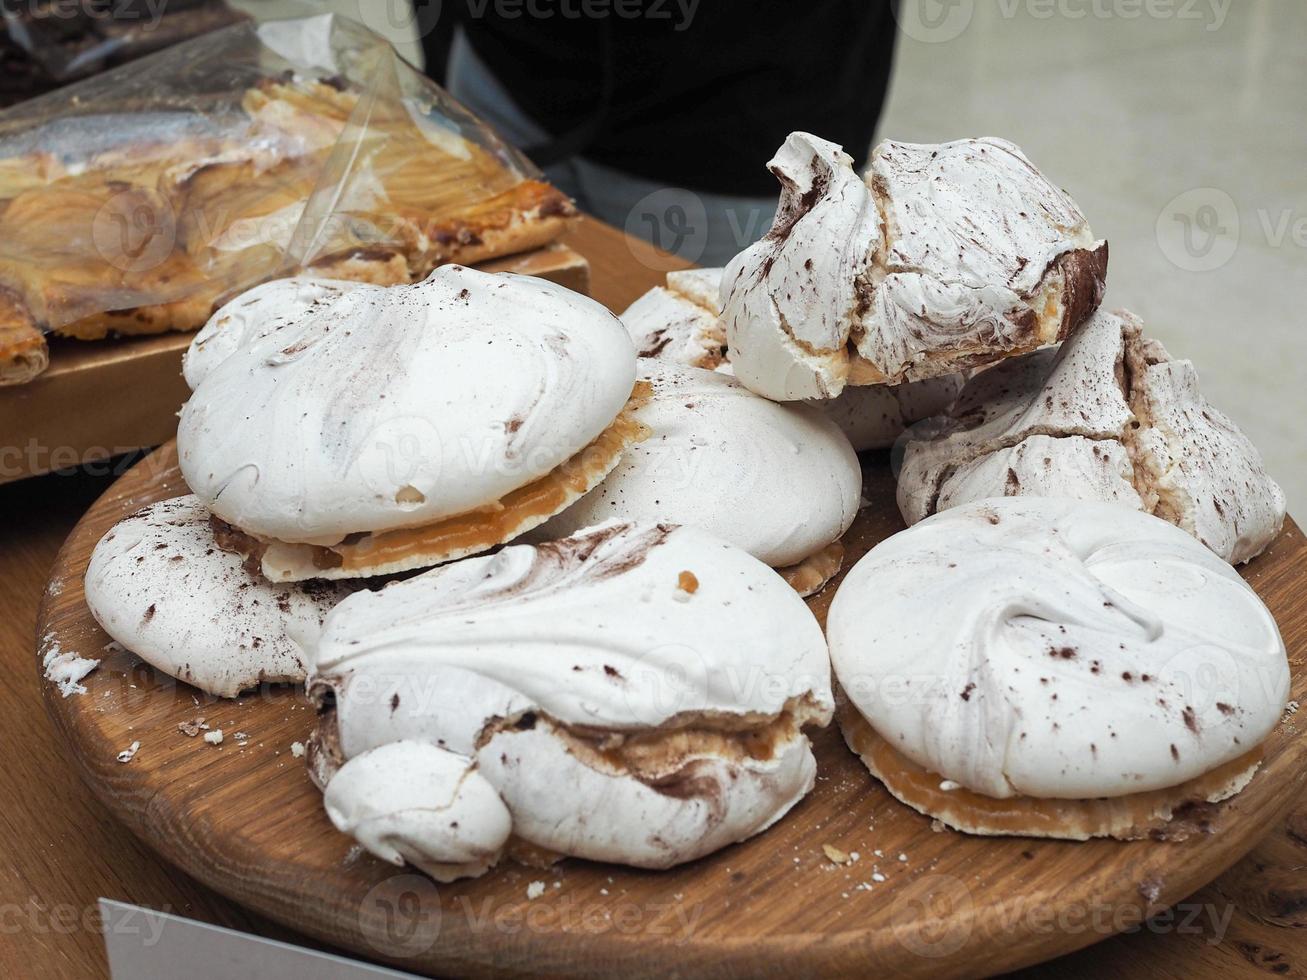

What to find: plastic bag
left=0, top=12, right=572, bottom=360
left=1, top=1, right=246, bottom=90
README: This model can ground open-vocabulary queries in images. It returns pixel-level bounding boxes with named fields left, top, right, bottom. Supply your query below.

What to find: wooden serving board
left=0, top=244, right=589, bottom=486
left=37, top=442, right=1307, bottom=978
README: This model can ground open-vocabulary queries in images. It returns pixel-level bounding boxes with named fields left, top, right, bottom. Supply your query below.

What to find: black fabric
left=422, top=0, right=899, bottom=196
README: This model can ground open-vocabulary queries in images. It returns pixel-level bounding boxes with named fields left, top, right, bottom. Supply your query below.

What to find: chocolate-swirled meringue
left=721, top=133, right=1107, bottom=400
left=621, top=264, right=962, bottom=451
left=307, top=521, right=833, bottom=877
left=898, top=309, right=1286, bottom=564
left=828, top=497, right=1288, bottom=840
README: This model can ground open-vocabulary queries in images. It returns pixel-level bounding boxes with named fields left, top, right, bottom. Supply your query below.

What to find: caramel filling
left=481, top=699, right=820, bottom=790
left=838, top=701, right=1262, bottom=839
left=777, top=541, right=844, bottom=597
left=247, top=382, right=650, bottom=574
left=332, top=384, right=649, bottom=571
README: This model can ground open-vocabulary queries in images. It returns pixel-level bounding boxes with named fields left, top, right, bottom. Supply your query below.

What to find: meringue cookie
left=720, top=133, right=882, bottom=400
left=828, top=497, right=1288, bottom=840
left=183, top=277, right=365, bottom=390
left=720, top=133, right=1107, bottom=400
left=623, top=265, right=962, bottom=450
left=323, top=741, right=512, bottom=882
left=178, top=265, right=644, bottom=581
left=620, top=275, right=725, bottom=369
left=898, top=309, right=1286, bottom=564
left=534, top=360, right=861, bottom=590
left=84, top=496, right=353, bottom=697
left=308, top=521, right=833, bottom=874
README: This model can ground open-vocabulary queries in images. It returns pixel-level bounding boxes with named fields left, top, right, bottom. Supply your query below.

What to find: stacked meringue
left=87, top=264, right=650, bottom=697
left=83, top=261, right=840, bottom=879
left=698, top=131, right=1285, bottom=840
left=75, top=126, right=1290, bottom=881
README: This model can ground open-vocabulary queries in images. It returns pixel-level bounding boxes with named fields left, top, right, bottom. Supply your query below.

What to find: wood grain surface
left=4, top=219, right=1307, bottom=978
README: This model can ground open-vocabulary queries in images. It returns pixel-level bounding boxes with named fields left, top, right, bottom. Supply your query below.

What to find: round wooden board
left=38, top=442, right=1307, bottom=978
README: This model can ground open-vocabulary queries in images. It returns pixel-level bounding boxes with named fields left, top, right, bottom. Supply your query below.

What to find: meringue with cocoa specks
left=720, top=132, right=1107, bottom=400
left=620, top=268, right=727, bottom=369
left=533, top=359, right=862, bottom=596
left=828, top=497, right=1289, bottom=841
left=307, top=521, right=833, bottom=878
left=897, top=309, right=1285, bottom=564
left=623, top=265, right=963, bottom=451
left=183, top=277, right=364, bottom=390
left=178, top=265, right=646, bottom=582
left=84, top=495, right=355, bottom=697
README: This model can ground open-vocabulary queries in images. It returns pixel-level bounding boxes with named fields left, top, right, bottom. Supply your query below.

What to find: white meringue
left=534, top=360, right=862, bottom=569
left=323, top=741, right=511, bottom=883
left=308, top=521, right=833, bottom=873
left=828, top=498, right=1288, bottom=808
left=84, top=495, right=353, bottom=697
left=898, top=309, right=1286, bottom=564
left=183, top=277, right=365, bottom=390
left=178, top=265, right=639, bottom=580
left=814, top=377, right=962, bottom=452
left=721, top=133, right=1107, bottom=400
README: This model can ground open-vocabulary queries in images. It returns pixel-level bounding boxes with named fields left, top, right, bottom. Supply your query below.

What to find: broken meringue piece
left=898, top=309, right=1286, bottom=564
left=533, top=359, right=862, bottom=592
left=324, top=741, right=511, bottom=883
left=620, top=275, right=725, bottom=369
left=307, top=521, right=833, bottom=875
left=721, top=133, right=882, bottom=400
left=84, top=495, right=354, bottom=697
left=624, top=264, right=962, bottom=450
left=828, top=497, right=1289, bottom=840
left=178, top=265, right=642, bottom=581
left=721, top=133, right=1107, bottom=400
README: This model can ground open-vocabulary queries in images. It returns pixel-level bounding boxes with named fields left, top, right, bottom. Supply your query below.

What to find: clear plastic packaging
left=0, top=13, right=572, bottom=382
left=1, top=1, right=245, bottom=90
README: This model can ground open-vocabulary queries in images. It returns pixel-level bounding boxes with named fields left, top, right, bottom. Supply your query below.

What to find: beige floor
left=240, top=0, right=1305, bottom=509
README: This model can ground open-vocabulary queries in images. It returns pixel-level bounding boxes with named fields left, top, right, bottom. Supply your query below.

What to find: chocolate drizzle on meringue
left=721, top=132, right=1108, bottom=400
left=899, top=309, right=1286, bottom=564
